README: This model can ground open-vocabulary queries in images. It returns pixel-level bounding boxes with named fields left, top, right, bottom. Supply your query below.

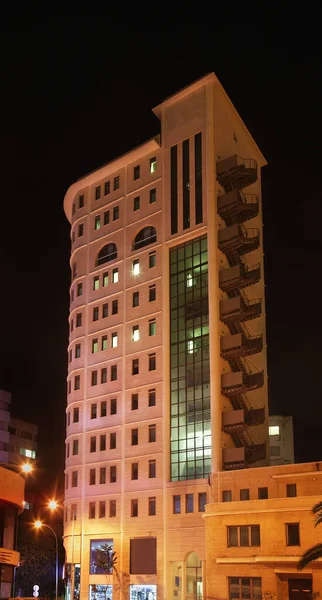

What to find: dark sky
left=0, top=15, right=321, bottom=494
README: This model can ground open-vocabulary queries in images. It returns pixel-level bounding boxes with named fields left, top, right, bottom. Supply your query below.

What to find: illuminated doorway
left=185, top=552, right=202, bottom=599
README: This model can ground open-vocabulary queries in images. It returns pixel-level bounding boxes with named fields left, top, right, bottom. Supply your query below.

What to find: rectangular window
left=72, top=439, right=79, bottom=455
left=91, top=404, right=97, bottom=419
left=150, top=157, right=156, bottom=173
left=149, top=251, right=156, bottom=268
left=89, top=469, right=96, bottom=485
left=182, top=138, right=190, bottom=229
left=74, top=375, right=80, bottom=390
left=104, top=210, right=110, bottom=225
left=79, top=194, right=84, bottom=208
left=286, top=523, right=300, bottom=546
left=149, top=424, right=156, bottom=443
left=149, top=496, right=156, bottom=516
left=109, top=500, right=116, bottom=517
left=75, top=343, right=81, bottom=358
left=222, top=490, right=232, bottom=502
left=149, top=284, right=156, bottom=302
left=71, top=471, right=78, bottom=487
left=72, top=262, right=77, bottom=279
left=67, top=412, right=71, bottom=426
left=194, top=132, right=203, bottom=224
left=93, top=276, right=100, bottom=291
left=113, top=205, right=119, bottom=220
left=94, top=215, right=101, bottom=230
left=173, top=495, right=181, bottom=514
left=99, top=501, right=106, bottom=518
left=111, top=332, right=118, bottom=348
left=68, top=379, right=71, bottom=394
left=93, top=306, right=99, bottom=321
left=100, top=434, right=106, bottom=451
left=76, top=313, right=82, bottom=327
left=240, top=488, right=250, bottom=501
left=228, top=578, right=262, bottom=600
left=101, top=401, right=107, bottom=417
left=78, top=223, right=83, bottom=237
left=99, top=467, right=106, bottom=484
left=149, top=187, right=156, bottom=204
left=91, top=371, right=97, bottom=386
left=90, top=437, right=96, bottom=453
left=112, top=299, right=118, bottom=314
left=149, top=353, right=156, bottom=371
left=149, top=319, right=156, bottom=336
left=131, top=499, right=138, bottom=517
left=111, top=365, right=117, bottom=381
left=110, top=465, right=117, bottom=483
left=132, top=258, right=140, bottom=276
left=71, top=504, right=77, bottom=520
left=104, top=181, right=110, bottom=195
left=101, top=335, right=108, bottom=351
left=72, top=203, right=75, bottom=216
left=170, top=145, right=178, bottom=234
left=110, top=398, right=117, bottom=415
left=227, top=525, right=260, bottom=547
left=149, top=459, right=156, bottom=478
left=66, top=443, right=70, bottom=458
left=258, top=487, right=268, bottom=500
left=95, top=186, right=101, bottom=200
left=69, top=349, right=72, bottom=363
left=132, top=325, right=139, bottom=342
left=269, top=425, right=280, bottom=436
left=132, top=358, right=139, bottom=375
left=73, top=407, right=79, bottom=423
left=186, top=494, right=194, bottom=513
left=92, top=338, right=99, bottom=353
left=77, top=282, right=83, bottom=296
left=70, top=320, right=74, bottom=333
left=114, top=176, right=120, bottom=190
left=131, top=393, right=139, bottom=410
left=89, top=502, right=96, bottom=519
left=131, top=428, right=138, bottom=446
left=112, top=268, right=118, bottom=283
left=102, top=303, right=108, bottom=318
left=286, top=483, right=297, bottom=498
left=133, top=195, right=140, bottom=211
left=198, top=492, right=207, bottom=512
left=132, top=291, right=139, bottom=307
left=148, top=389, right=156, bottom=407
left=134, top=165, right=140, bottom=180
left=110, top=432, right=116, bottom=450
left=103, top=272, right=109, bottom=286
left=131, top=462, right=139, bottom=480
left=101, top=368, right=107, bottom=383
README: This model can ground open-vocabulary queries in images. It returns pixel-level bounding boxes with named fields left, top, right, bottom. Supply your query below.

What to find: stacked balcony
left=216, top=154, right=266, bottom=469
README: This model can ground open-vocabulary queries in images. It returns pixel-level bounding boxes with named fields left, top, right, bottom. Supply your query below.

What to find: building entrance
left=185, top=552, right=202, bottom=599
left=288, top=579, right=312, bottom=600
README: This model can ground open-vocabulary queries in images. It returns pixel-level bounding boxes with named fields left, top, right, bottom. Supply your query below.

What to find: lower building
left=204, top=462, right=322, bottom=599
left=0, top=466, right=25, bottom=598
left=269, top=415, right=294, bottom=466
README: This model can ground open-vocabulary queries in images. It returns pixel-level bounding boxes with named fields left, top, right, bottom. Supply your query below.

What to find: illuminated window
left=131, top=428, right=138, bottom=445
left=227, top=525, right=260, bottom=547
left=94, top=215, right=101, bottom=230
left=111, top=332, right=118, bottom=348
left=114, top=176, right=120, bottom=191
left=101, top=401, right=107, bottom=417
left=173, top=495, right=181, bottom=514
left=133, top=196, right=140, bottom=211
left=286, top=523, right=300, bottom=546
left=91, top=371, right=98, bottom=386
left=112, top=299, right=118, bottom=314
left=149, top=497, right=156, bottom=516
left=149, top=353, right=156, bottom=371
left=79, top=195, right=84, bottom=208
left=112, top=268, right=118, bottom=283
left=269, top=425, right=280, bottom=436
left=19, top=448, right=36, bottom=459
left=149, top=460, right=156, bottom=478
left=99, top=467, right=106, bottom=484
left=101, top=335, right=107, bottom=351
left=96, top=243, right=117, bottom=266
left=187, top=273, right=193, bottom=287
left=95, top=186, right=101, bottom=200
left=92, top=338, right=99, bottom=353
left=132, top=358, right=139, bottom=375
left=109, top=500, right=116, bottom=517
left=93, top=276, right=100, bottom=291
left=150, top=157, right=156, bottom=173
left=91, top=404, right=97, bottom=419
left=149, top=319, right=156, bottom=336
left=90, top=437, right=96, bottom=453
left=131, top=393, right=139, bottom=410
left=77, top=282, right=83, bottom=296
left=149, top=424, right=156, bottom=442
left=149, top=187, right=156, bottom=204
left=132, top=259, right=140, bottom=276
left=101, top=368, right=107, bottom=383
left=74, top=375, right=80, bottom=390
left=132, top=325, right=139, bottom=342
left=111, top=365, right=117, bottom=381
left=110, top=466, right=117, bottom=483
left=99, top=501, right=106, bottom=518
left=90, top=540, right=113, bottom=574
left=72, top=440, right=78, bottom=455
left=187, top=340, right=194, bottom=354
left=104, top=210, right=110, bottom=225
left=149, top=284, right=156, bottom=302
left=73, top=407, right=79, bottom=423
left=100, top=434, right=106, bottom=451
left=131, top=499, right=138, bottom=517
left=148, top=389, right=156, bottom=407
left=102, top=303, right=108, bottom=318
left=133, top=291, right=139, bottom=307
left=104, top=181, right=110, bottom=195
left=131, top=462, right=139, bottom=480
left=78, top=223, right=83, bottom=237
left=93, top=306, right=99, bottom=321
left=134, top=165, right=140, bottom=180
left=198, top=492, right=207, bottom=512
left=103, top=272, right=109, bottom=286
left=110, top=398, right=117, bottom=415
left=89, top=469, right=96, bottom=485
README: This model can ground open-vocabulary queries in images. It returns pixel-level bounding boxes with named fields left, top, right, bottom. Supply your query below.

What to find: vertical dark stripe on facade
left=194, top=132, right=203, bottom=224
left=182, top=139, right=190, bottom=230
left=170, top=145, right=178, bottom=235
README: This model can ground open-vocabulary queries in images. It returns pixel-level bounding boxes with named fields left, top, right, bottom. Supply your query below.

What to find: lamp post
left=48, top=500, right=76, bottom=600
left=34, top=520, right=58, bottom=600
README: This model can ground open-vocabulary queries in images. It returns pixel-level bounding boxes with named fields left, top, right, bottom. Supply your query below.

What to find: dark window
left=104, top=210, right=110, bottom=225
left=131, top=499, right=138, bottom=517
left=89, top=469, right=96, bottom=485
left=130, top=537, right=157, bottom=574
left=72, top=203, right=76, bottom=216
left=73, top=407, right=79, bottom=423
left=74, top=375, right=80, bottom=390
left=133, top=226, right=157, bottom=250
left=104, top=181, right=110, bottom=195
left=194, top=132, right=203, bottom=224
left=170, top=145, right=178, bottom=234
left=95, top=186, right=101, bottom=200
left=77, top=283, right=83, bottom=296
left=99, top=467, right=106, bottom=484
left=148, top=388, right=156, bottom=407
left=101, top=401, right=107, bottom=417
left=186, top=494, right=194, bottom=513
left=91, top=371, right=97, bottom=386
left=133, top=196, right=140, bottom=211
left=222, top=490, right=232, bottom=502
left=111, top=365, right=117, bottom=381
left=110, top=466, right=117, bottom=483
left=89, top=502, right=96, bottom=519
left=133, top=291, right=139, bottom=307
left=258, top=487, right=268, bottom=500
left=90, top=437, right=96, bottom=453
left=149, top=497, right=156, bottom=516
left=286, top=484, right=297, bottom=497
left=100, top=434, right=106, bottom=451
left=286, top=523, right=300, bottom=546
left=198, top=492, right=207, bottom=512
left=149, top=251, right=156, bottom=268
left=150, top=187, right=156, bottom=204
left=102, top=303, right=108, bottom=318
left=131, top=462, right=139, bottom=480
left=76, top=313, right=82, bottom=327
left=96, top=243, right=117, bottom=266
left=173, top=495, right=181, bottom=514
left=149, top=424, right=156, bottom=442
left=67, top=412, right=71, bottom=426
left=131, top=393, right=139, bottom=410
left=78, top=223, right=83, bottom=237
left=113, top=206, right=119, bottom=220
left=240, top=488, right=250, bottom=501
left=110, top=398, right=117, bottom=415
left=69, top=349, right=72, bottom=363
left=112, top=299, right=118, bottom=314
left=101, top=368, right=107, bottom=383
left=68, top=380, right=72, bottom=394
left=99, top=501, right=106, bottom=518
left=71, top=471, right=78, bottom=487
left=149, top=459, right=156, bottom=478
left=79, top=195, right=84, bottom=208
left=109, top=500, right=116, bottom=517
left=132, top=358, right=139, bottom=375
left=114, top=176, right=120, bottom=190
left=149, top=285, right=156, bottom=302
left=72, top=439, right=78, bottom=455
left=228, top=578, right=262, bottom=600
left=131, top=428, right=138, bottom=446
left=228, top=525, right=260, bottom=547
left=91, top=404, right=97, bottom=419
left=110, top=432, right=116, bottom=450
left=149, top=353, right=156, bottom=371
left=93, top=306, right=99, bottom=321
left=182, top=138, right=190, bottom=229
left=134, top=165, right=140, bottom=180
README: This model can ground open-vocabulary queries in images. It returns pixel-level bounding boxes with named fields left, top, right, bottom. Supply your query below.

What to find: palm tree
left=298, top=501, right=322, bottom=570
left=94, top=544, right=129, bottom=599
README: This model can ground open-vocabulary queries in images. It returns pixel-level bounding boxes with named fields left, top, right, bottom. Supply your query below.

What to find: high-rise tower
left=63, top=73, right=268, bottom=600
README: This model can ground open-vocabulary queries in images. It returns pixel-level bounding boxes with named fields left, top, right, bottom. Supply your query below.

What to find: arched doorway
left=185, top=552, right=203, bottom=599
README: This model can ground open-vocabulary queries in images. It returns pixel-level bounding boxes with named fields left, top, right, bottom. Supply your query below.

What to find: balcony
left=217, top=189, right=259, bottom=225
left=223, top=443, right=266, bottom=469
left=220, top=332, right=263, bottom=360
left=221, top=369, right=264, bottom=396
left=219, top=263, right=261, bottom=293
left=220, top=295, right=262, bottom=324
left=218, top=224, right=260, bottom=264
left=216, top=155, right=257, bottom=192
left=222, top=407, right=266, bottom=432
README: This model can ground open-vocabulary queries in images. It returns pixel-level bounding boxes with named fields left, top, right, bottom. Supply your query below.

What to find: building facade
left=204, top=461, right=322, bottom=599
left=269, top=415, right=295, bottom=466
left=0, top=466, right=25, bottom=598
left=63, top=73, right=269, bottom=600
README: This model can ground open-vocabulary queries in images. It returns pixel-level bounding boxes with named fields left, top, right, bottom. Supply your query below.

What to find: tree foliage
left=15, top=538, right=56, bottom=597
left=298, top=501, right=322, bottom=570
left=94, top=544, right=129, bottom=600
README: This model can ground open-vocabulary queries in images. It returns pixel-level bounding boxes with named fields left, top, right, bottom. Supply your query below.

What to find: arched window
left=96, top=243, right=117, bottom=266
left=133, top=226, right=157, bottom=250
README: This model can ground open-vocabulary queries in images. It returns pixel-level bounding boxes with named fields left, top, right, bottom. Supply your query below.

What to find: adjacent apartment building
left=63, top=73, right=269, bottom=600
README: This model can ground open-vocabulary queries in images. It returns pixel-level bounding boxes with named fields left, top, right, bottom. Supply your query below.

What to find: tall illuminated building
left=63, top=73, right=268, bottom=600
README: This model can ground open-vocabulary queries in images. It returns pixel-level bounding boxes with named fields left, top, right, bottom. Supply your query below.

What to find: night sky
left=1, top=15, right=321, bottom=497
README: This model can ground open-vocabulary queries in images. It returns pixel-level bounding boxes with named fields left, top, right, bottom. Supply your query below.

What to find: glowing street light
left=34, top=520, right=58, bottom=600
left=21, top=462, right=33, bottom=474
left=48, top=499, right=58, bottom=510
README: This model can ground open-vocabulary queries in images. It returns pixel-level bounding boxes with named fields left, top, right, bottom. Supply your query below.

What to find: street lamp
left=34, top=520, right=58, bottom=600
left=48, top=500, right=77, bottom=600
left=21, top=462, right=33, bottom=474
